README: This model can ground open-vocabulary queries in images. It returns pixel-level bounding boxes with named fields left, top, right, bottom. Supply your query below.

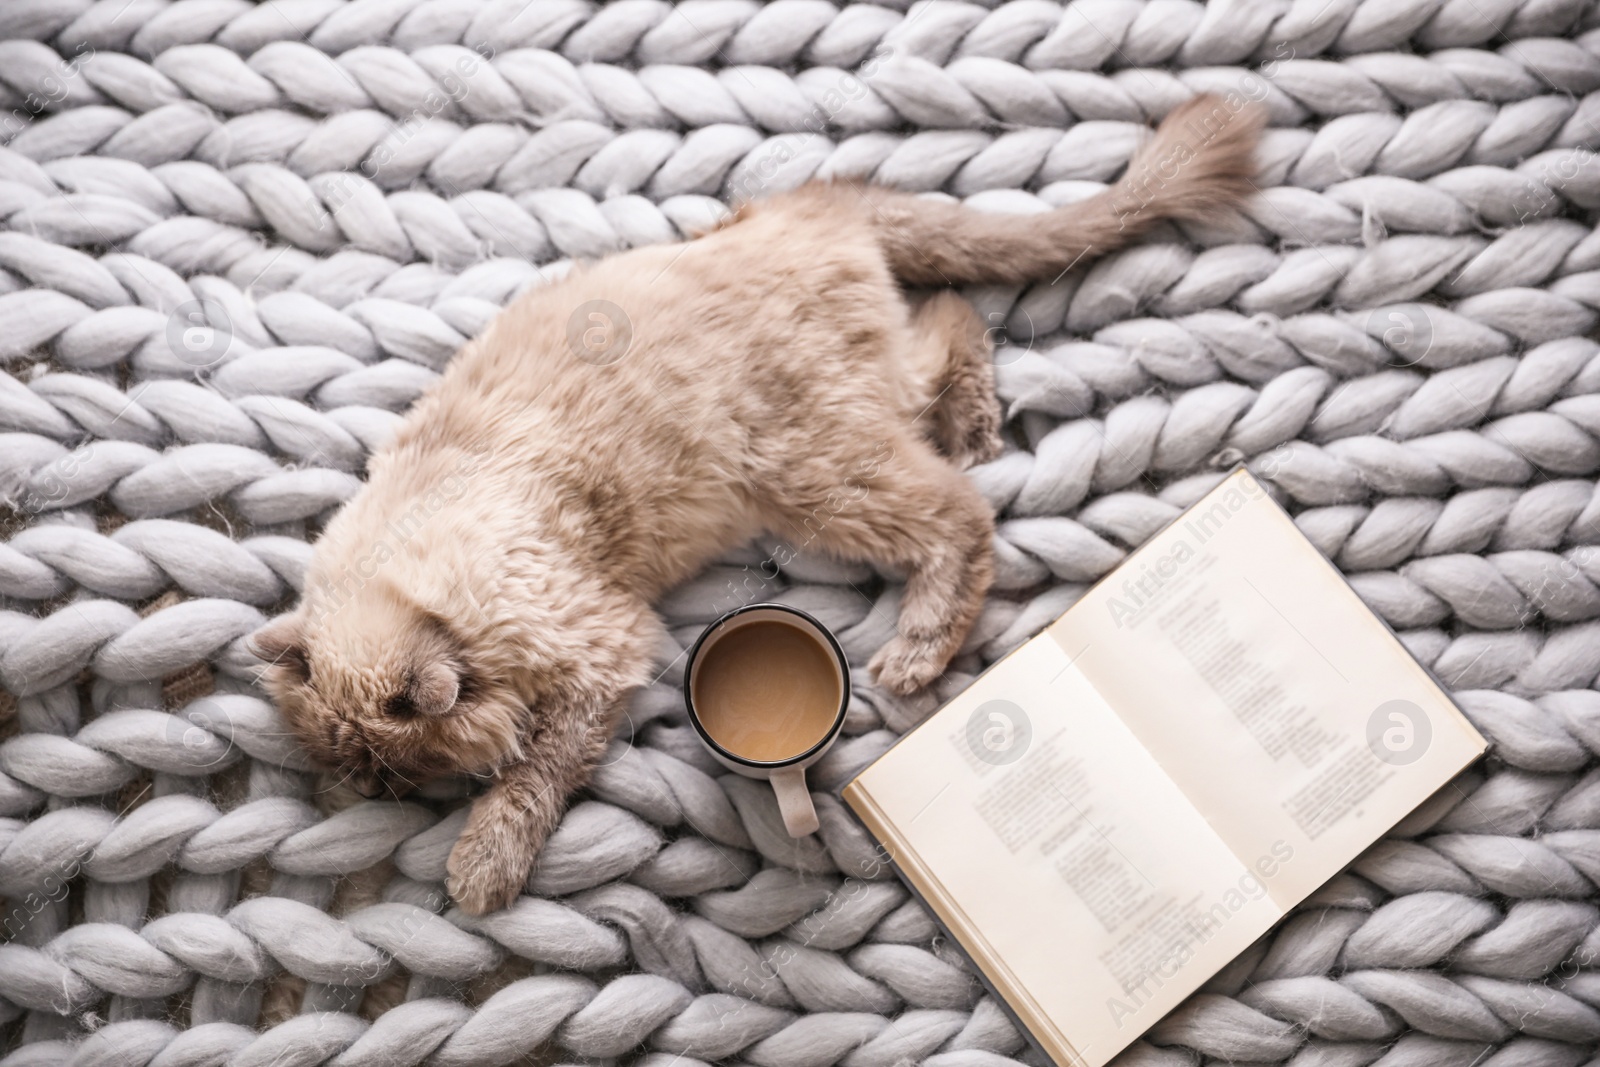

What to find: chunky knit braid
left=8, top=1, right=1600, bottom=1065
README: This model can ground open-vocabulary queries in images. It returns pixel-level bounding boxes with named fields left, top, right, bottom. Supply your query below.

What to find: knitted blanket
left=3, top=1, right=1600, bottom=1065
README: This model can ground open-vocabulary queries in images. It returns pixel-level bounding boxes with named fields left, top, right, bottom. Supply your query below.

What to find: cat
left=251, top=93, right=1263, bottom=915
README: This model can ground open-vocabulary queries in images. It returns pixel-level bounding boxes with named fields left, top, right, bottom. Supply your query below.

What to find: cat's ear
left=250, top=612, right=309, bottom=681
left=409, top=660, right=460, bottom=717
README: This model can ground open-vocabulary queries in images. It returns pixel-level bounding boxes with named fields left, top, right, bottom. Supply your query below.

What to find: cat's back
left=352, top=197, right=905, bottom=583
left=389, top=196, right=900, bottom=471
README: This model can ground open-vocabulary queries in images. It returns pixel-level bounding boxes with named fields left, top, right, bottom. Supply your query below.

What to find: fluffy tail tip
left=1114, top=92, right=1266, bottom=224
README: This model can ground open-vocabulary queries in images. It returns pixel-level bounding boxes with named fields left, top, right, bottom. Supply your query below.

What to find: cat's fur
left=252, top=94, right=1263, bottom=915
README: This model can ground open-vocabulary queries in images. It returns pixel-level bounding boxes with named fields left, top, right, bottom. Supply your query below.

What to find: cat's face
left=250, top=593, right=524, bottom=798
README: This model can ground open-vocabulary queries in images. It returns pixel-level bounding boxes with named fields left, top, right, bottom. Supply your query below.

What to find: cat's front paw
left=870, top=635, right=948, bottom=695
left=446, top=817, right=530, bottom=916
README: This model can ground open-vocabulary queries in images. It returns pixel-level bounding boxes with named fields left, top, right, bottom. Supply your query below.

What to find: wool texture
left=4, top=0, right=1600, bottom=1065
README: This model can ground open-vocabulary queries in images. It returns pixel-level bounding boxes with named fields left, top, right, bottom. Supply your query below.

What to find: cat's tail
left=856, top=93, right=1264, bottom=287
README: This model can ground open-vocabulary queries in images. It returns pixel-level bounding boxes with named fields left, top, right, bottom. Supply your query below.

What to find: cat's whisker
left=315, top=765, right=360, bottom=796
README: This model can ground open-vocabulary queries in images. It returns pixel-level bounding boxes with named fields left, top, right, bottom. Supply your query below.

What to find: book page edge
left=841, top=774, right=1093, bottom=1067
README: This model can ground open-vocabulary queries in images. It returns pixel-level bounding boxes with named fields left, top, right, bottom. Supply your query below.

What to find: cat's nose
left=353, top=778, right=385, bottom=799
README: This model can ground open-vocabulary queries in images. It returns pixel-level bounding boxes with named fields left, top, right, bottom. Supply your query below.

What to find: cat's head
left=250, top=586, right=524, bottom=798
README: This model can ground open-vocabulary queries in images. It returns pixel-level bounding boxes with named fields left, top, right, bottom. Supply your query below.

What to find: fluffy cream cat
left=252, top=94, right=1263, bottom=915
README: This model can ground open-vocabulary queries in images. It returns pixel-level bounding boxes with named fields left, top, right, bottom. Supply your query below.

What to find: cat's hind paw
left=870, top=635, right=948, bottom=695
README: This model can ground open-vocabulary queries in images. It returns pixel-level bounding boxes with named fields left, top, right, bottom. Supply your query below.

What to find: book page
left=1050, top=470, right=1486, bottom=907
left=845, top=636, right=1282, bottom=1067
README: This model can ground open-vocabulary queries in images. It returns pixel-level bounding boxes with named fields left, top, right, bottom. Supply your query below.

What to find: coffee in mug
left=685, top=605, right=850, bottom=836
left=693, top=619, right=842, bottom=761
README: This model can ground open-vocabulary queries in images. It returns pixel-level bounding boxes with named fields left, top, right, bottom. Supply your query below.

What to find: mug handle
left=771, top=767, right=819, bottom=837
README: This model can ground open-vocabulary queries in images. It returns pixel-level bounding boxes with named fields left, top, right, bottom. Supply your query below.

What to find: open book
left=842, top=469, right=1487, bottom=1067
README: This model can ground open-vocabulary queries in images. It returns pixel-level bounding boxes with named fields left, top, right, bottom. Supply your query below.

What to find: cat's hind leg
left=906, top=291, right=1003, bottom=470
left=770, top=431, right=994, bottom=694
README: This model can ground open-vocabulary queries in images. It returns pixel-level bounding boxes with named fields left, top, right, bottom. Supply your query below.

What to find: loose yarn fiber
left=4, top=0, right=1600, bottom=1065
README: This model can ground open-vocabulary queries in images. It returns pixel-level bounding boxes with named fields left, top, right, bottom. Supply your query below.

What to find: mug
left=684, top=604, right=851, bottom=836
